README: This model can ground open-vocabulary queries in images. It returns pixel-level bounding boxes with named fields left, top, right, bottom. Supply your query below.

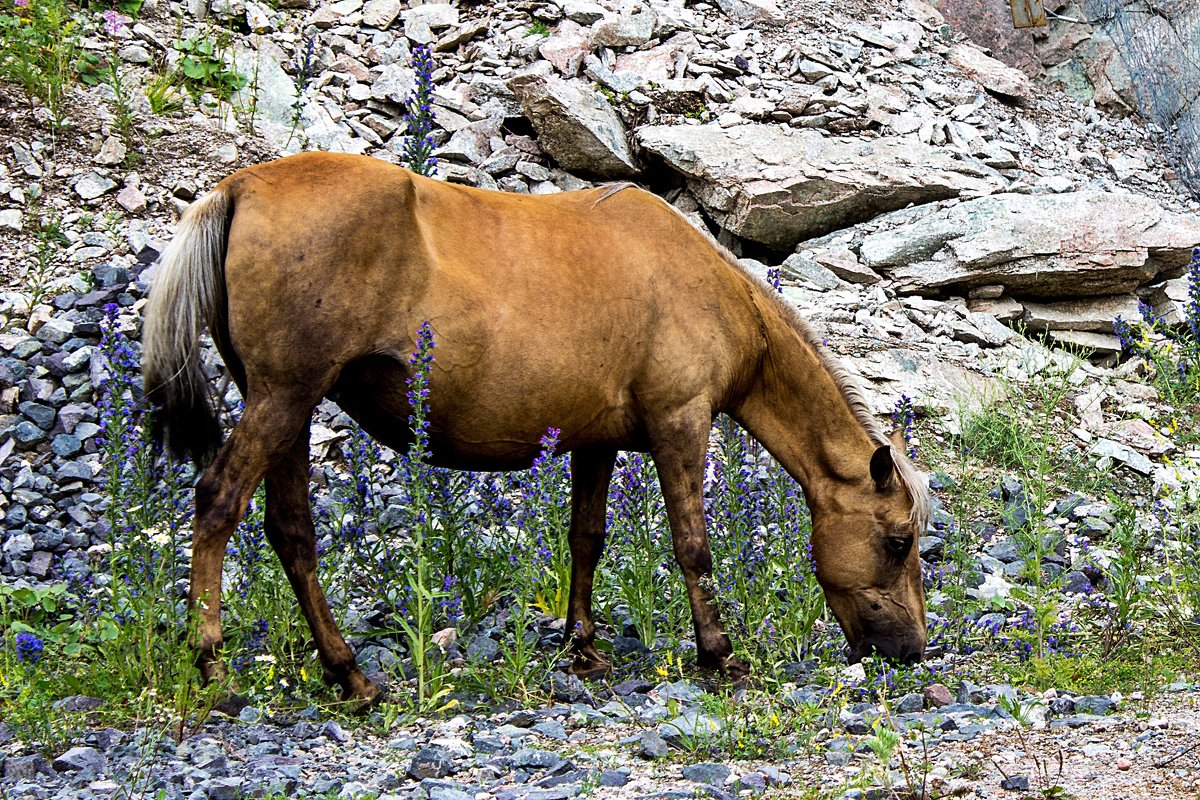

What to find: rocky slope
left=2, top=0, right=1200, bottom=798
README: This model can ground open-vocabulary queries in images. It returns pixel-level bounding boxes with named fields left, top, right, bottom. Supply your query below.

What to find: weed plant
left=174, top=31, right=246, bottom=102
left=0, top=0, right=80, bottom=129
left=1114, top=247, right=1200, bottom=404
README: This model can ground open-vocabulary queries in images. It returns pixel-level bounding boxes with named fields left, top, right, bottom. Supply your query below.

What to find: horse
left=142, top=151, right=930, bottom=706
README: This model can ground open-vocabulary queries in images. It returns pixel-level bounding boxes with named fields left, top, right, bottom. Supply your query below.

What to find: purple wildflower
left=15, top=632, right=43, bottom=664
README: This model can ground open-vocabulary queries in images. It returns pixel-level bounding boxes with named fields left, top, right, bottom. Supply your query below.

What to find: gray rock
left=3, top=754, right=50, bottom=780
left=1090, top=438, right=1154, bottom=475
left=599, top=769, right=629, bottom=787
left=681, top=762, right=730, bottom=785
left=1000, top=775, right=1030, bottom=791
left=74, top=172, right=117, bottom=200
left=201, top=777, right=244, bottom=800
left=780, top=253, right=844, bottom=290
left=947, top=44, right=1032, bottom=99
left=408, top=746, right=456, bottom=779
left=1063, top=570, right=1094, bottom=594
left=712, top=0, right=785, bottom=24
left=658, top=711, right=723, bottom=743
left=1073, top=695, right=1116, bottom=715
left=512, top=748, right=565, bottom=771
left=52, top=745, right=104, bottom=774
left=507, top=73, right=639, bottom=177
left=636, top=729, right=669, bottom=759
left=637, top=124, right=999, bottom=250
left=894, top=692, right=925, bottom=713
left=3, top=532, right=33, bottom=563
left=361, top=0, right=400, bottom=29
left=36, top=318, right=75, bottom=344
left=52, top=434, right=82, bottom=457
left=862, top=192, right=1200, bottom=298
left=1022, top=296, right=1142, bottom=333
left=19, top=401, right=55, bottom=430
left=591, top=3, right=656, bottom=48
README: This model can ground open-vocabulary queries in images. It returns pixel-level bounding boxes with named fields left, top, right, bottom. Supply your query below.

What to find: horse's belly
left=329, top=353, right=641, bottom=469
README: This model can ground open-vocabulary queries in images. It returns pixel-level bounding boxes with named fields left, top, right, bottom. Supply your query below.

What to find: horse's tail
left=142, top=189, right=231, bottom=466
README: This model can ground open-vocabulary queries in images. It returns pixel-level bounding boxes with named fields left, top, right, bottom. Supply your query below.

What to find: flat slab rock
left=854, top=191, right=1200, bottom=298
left=635, top=123, right=1001, bottom=249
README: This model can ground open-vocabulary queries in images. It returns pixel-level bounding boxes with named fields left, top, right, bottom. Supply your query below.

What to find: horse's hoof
left=568, top=658, right=612, bottom=681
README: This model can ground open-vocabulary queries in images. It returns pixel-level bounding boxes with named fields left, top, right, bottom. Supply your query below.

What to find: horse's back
left=216, top=153, right=766, bottom=459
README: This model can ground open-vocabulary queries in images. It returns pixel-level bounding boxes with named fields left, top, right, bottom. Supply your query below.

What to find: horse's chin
left=845, top=639, right=925, bottom=666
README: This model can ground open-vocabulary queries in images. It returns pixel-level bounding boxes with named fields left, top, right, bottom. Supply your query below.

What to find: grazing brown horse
left=143, top=152, right=929, bottom=706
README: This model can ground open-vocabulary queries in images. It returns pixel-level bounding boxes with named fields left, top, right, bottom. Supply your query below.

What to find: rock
left=712, top=0, right=784, bottom=25
left=923, top=683, right=954, bottom=708
left=861, top=192, right=1200, bottom=298
left=657, top=711, right=723, bottom=744
left=53, top=746, right=106, bottom=774
left=612, top=678, right=652, bottom=695
left=2, top=532, right=33, bottom=563
left=511, top=748, right=565, bottom=771
left=538, top=20, right=591, bottom=75
left=200, top=777, right=244, bottom=800
left=9, top=421, right=47, bottom=448
left=590, top=3, right=656, bottom=48
left=74, top=172, right=117, bottom=200
left=507, top=73, right=639, bottom=177
left=231, top=39, right=299, bottom=148
left=681, top=762, right=730, bottom=785
left=937, top=0, right=1040, bottom=75
left=1144, top=275, right=1192, bottom=326
left=0, top=209, right=21, bottom=232
left=94, top=136, right=126, bottom=166
left=1090, top=438, right=1154, bottom=474
left=947, top=43, right=1033, bottom=99
left=637, top=124, right=999, bottom=250
left=19, top=401, right=56, bottom=430
left=1063, top=570, right=1093, bottom=594
left=780, top=253, right=844, bottom=290
left=408, top=746, right=456, bottom=779
left=1000, top=775, right=1030, bottom=791
left=361, top=0, right=400, bottom=29
left=3, top=754, right=50, bottom=780
left=404, top=3, right=459, bottom=43
left=1048, top=330, right=1122, bottom=356
left=894, top=692, right=925, bottom=713
left=636, top=730, right=669, bottom=759
left=1073, top=695, right=1116, bottom=715
left=1022, top=296, right=1142, bottom=333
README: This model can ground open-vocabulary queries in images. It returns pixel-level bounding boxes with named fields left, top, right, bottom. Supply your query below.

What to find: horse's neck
left=732, top=306, right=877, bottom=509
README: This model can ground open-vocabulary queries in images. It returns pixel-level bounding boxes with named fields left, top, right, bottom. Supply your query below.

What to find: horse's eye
left=884, top=536, right=912, bottom=557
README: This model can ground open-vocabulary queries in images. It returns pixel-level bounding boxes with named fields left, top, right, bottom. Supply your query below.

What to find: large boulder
left=635, top=124, right=1002, bottom=250
left=947, top=43, right=1033, bottom=100
left=855, top=192, right=1200, bottom=298
left=507, top=72, right=639, bottom=177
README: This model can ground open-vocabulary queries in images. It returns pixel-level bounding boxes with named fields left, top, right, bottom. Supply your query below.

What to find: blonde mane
left=601, top=184, right=931, bottom=530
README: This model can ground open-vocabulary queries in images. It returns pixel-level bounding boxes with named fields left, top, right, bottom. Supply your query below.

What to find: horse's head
left=810, top=440, right=929, bottom=665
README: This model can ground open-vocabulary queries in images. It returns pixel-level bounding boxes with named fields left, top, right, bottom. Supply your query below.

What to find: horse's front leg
left=565, top=446, right=618, bottom=679
left=649, top=407, right=748, bottom=681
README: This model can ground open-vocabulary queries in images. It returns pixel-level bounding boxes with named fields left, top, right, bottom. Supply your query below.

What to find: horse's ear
left=870, top=445, right=896, bottom=491
left=888, top=427, right=907, bottom=453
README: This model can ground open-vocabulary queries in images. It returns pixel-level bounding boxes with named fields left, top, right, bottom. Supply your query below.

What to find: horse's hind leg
left=566, top=446, right=617, bottom=679
left=263, top=421, right=380, bottom=707
left=648, top=405, right=749, bottom=681
left=189, top=388, right=319, bottom=687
